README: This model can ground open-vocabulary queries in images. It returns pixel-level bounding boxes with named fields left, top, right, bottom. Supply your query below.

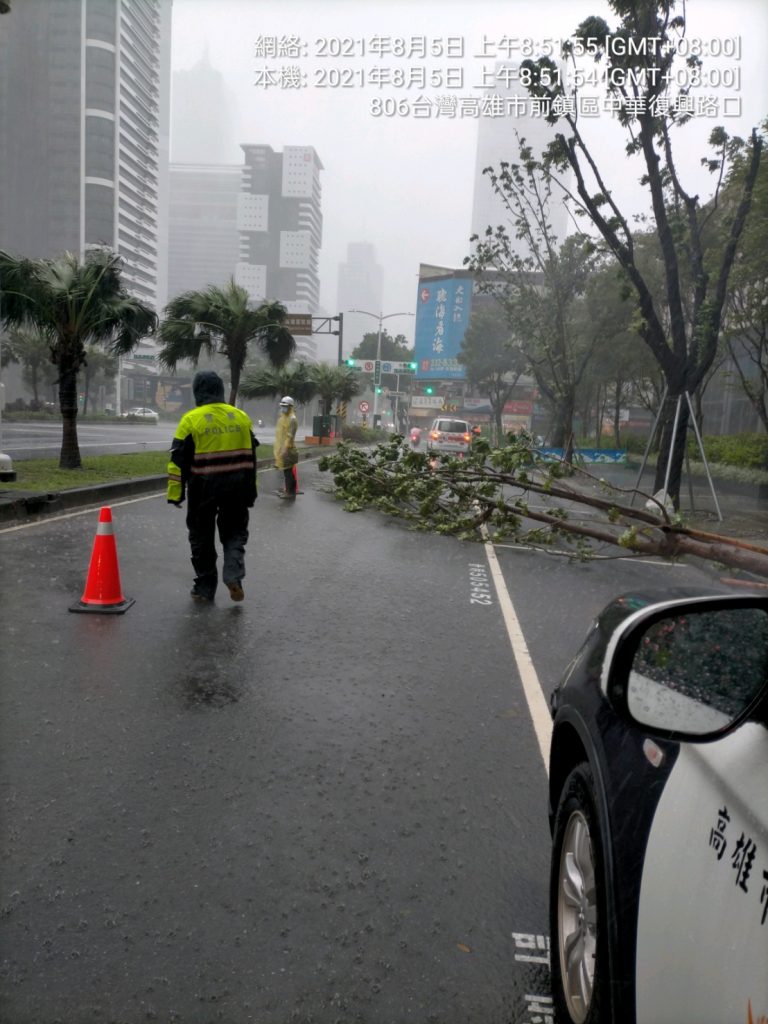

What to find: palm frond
left=256, top=324, right=296, bottom=368
left=240, top=365, right=284, bottom=399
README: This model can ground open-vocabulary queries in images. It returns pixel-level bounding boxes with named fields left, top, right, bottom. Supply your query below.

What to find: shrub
left=689, top=433, right=768, bottom=470
left=623, top=433, right=654, bottom=454
left=340, top=424, right=391, bottom=444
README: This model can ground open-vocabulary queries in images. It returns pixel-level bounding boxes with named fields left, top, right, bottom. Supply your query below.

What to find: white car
left=122, top=407, right=159, bottom=423
left=426, top=417, right=474, bottom=456
left=548, top=590, right=768, bottom=1024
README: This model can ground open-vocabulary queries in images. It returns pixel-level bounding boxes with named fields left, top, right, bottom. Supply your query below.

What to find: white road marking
left=5, top=442, right=169, bottom=453
left=481, top=526, right=552, bottom=772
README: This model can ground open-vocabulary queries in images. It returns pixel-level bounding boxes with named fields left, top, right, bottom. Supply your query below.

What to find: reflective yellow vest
left=167, top=403, right=256, bottom=505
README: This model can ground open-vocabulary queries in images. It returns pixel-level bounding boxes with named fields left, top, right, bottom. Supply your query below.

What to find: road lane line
left=481, top=527, right=552, bottom=772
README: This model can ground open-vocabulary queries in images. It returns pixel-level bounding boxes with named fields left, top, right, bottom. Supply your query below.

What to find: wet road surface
left=0, top=457, right=719, bottom=1023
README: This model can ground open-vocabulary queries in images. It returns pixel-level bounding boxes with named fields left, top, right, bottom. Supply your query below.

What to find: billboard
left=414, top=274, right=473, bottom=380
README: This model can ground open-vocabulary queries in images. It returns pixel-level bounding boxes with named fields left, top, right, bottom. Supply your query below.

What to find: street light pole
left=373, top=314, right=383, bottom=419
left=0, top=265, right=17, bottom=481
left=349, top=309, right=414, bottom=424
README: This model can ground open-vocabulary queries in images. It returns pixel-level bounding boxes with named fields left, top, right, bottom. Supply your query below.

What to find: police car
left=548, top=590, right=768, bottom=1024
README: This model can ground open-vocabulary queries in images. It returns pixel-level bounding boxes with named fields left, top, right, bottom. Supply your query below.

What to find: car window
left=628, top=606, right=768, bottom=732
left=436, top=420, right=470, bottom=433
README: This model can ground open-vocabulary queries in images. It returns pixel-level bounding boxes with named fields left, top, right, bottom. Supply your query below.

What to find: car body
left=121, top=406, right=159, bottom=422
left=548, top=589, right=768, bottom=1024
left=426, top=417, right=473, bottom=456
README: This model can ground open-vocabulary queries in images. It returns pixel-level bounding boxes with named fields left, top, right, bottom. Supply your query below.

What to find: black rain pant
left=186, top=495, right=249, bottom=598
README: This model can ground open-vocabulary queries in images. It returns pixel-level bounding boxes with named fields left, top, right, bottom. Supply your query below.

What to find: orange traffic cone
left=69, top=506, right=134, bottom=614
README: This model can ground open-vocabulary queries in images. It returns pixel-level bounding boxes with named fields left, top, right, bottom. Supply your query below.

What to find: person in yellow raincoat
left=274, top=395, right=298, bottom=498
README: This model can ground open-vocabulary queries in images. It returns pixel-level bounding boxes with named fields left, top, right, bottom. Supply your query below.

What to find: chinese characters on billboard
left=414, top=274, right=473, bottom=380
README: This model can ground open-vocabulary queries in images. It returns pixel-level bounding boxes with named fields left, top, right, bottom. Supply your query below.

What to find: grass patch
left=2, top=452, right=168, bottom=492
left=2, top=447, right=274, bottom=493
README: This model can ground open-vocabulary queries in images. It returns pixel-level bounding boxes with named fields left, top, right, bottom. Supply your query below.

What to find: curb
left=0, top=475, right=166, bottom=524
left=0, top=449, right=323, bottom=525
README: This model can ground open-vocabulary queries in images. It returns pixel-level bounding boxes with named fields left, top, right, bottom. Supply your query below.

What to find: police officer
left=167, top=370, right=258, bottom=602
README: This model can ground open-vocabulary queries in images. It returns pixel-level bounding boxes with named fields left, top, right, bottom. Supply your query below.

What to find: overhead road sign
left=284, top=314, right=313, bottom=335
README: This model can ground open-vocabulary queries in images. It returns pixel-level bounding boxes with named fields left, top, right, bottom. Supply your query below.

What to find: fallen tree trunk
left=318, top=438, right=768, bottom=580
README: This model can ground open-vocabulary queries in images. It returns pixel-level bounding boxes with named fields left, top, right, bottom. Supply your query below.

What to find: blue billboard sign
left=414, top=275, right=473, bottom=380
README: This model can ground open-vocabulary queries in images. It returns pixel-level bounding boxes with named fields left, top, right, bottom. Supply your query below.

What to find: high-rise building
left=170, top=50, right=239, bottom=165
left=0, top=0, right=172, bottom=311
left=336, top=242, right=383, bottom=357
left=235, top=144, right=323, bottom=361
left=470, top=62, right=571, bottom=260
left=236, top=144, right=323, bottom=314
left=167, top=164, right=241, bottom=300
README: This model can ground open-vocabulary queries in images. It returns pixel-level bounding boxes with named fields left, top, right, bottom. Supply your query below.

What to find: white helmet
left=279, top=395, right=294, bottom=407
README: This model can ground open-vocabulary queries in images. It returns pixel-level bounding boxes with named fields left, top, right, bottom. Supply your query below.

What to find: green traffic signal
left=425, top=386, right=433, bottom=395
left=345, top=358, right=355, bottom=367
left=375, top=386, right=382, bottom=394
left=408, top=361, right=417, bottom=370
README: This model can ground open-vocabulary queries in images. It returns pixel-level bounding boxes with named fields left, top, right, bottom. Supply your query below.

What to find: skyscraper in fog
left=470, top=63, right=571, bottom=260
left=337, top=243, right=383, bottom=357
left=0, top=0, right=172, bottom=309
left=171, top=50, right=240, bottom=165
left=167, top=164, right=241, bottom=299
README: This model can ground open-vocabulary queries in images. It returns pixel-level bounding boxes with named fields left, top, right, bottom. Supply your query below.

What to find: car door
left=634, top=721, right=768, bottom=1024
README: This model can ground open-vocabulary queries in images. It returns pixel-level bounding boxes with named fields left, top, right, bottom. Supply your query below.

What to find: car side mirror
left=604, top=598, right=768, bottom=741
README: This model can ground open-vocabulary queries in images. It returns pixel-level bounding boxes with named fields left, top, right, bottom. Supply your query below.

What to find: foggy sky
left=170, top=0, right=768, bottom=345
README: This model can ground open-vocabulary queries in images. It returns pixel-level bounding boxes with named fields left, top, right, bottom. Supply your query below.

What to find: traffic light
left=375, top=386, right=382, bottom=394
left=408, top=361, right=417, bottom=370
left=345, top=357, right=355, bottom=367
left=425, top=386, right=433, bottom=395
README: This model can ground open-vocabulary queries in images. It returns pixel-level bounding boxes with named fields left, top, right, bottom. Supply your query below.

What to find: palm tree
left=0, top=248, right=157, bottom=468
left=240, top=360, right=317, bottom=408
left=309, top=364, right=361, bottom=417
left=81, top=345, right=118, bottom=415
left=158, top=280, right=295, bottom=405
left=1, top=326, right=57, bottom=409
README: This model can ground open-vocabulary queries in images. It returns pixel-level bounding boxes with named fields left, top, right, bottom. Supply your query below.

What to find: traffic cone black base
left=69, top=596, right=135, bottom=614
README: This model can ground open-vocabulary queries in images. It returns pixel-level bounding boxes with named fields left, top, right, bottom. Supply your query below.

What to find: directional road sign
left=284, top=314, right=313, bottom=335
left=384, top=361, right=417, bottom=372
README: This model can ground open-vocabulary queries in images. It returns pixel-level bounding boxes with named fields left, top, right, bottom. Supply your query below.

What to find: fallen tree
left=319, top=437, right=768, bottom=580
